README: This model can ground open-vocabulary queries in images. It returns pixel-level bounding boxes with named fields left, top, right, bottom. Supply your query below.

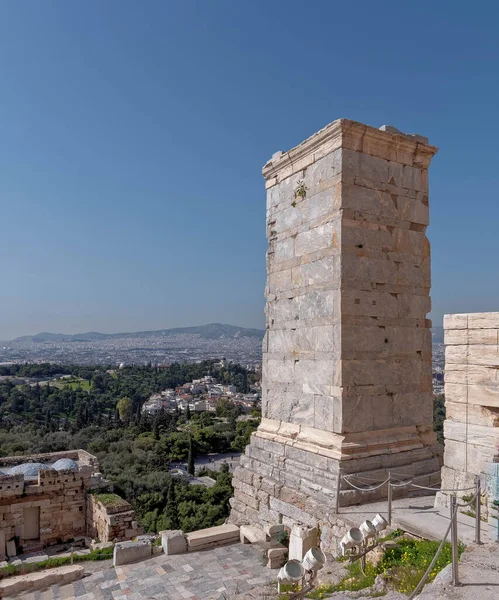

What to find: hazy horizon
left=2, top=2, right=498, bottom=341
left=2, top=321, right=266, bottom=342
left=1, top=321, right=447, bottom=344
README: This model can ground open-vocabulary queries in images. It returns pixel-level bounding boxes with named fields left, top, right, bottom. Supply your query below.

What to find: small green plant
left=294, top=180, right=307, bottom=200
left=307, top=561, right=377, bottom=598
left=378, top=529, right=403, bottom=543
left=460, top=494, right=477, bottom=518
left=305, top=537, right=465, bottom=599
left=92, top=493, right=129, bottom=510
left=291, top=201, right=297, bottom=208
left=378, top=538, right=465, bottom=595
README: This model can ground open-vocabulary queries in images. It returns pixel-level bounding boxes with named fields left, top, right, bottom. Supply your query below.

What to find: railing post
left=387, top=471, right=392, bottom=525
left=475, top=476, right=482, bottom=545
left=450, top=495, right=461, bottom=587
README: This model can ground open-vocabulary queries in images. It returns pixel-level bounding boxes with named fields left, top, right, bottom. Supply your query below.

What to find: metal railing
left=339, top=471, right=489, bottom=596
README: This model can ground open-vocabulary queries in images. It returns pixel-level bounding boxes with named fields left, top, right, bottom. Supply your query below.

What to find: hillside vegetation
left=0, top=361, right=260, bottom=533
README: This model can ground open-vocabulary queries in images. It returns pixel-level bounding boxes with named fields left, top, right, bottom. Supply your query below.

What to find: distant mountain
left=13, top=323, right=265, bottom=343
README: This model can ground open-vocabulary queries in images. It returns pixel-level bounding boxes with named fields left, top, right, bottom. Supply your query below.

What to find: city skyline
left=2, top=1, right=499, bottom=340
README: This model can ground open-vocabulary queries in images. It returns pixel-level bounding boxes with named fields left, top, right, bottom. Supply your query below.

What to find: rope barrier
left=339, top=471, right=483, bottom=596
left=409, top=484, right=440, bottom=491
left=456, top=493, right=479, bottom=508
left=343, top=469, right=442, bottom=484
left=390, top=479, right=413, bottom=488
left=341, top=473, right=476, bottom=494
left=390, top=469, right=442, bottom=480
left=341, top=475, right=390, bottom=491
left=343, top=474, right=391, bottom=483
left=432, top=486, right=476, bottom=493
left=407, top=503, right=458, bottom=600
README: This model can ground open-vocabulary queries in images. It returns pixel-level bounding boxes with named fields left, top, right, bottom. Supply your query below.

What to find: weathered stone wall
left=0, top=449, right=139, bottom=558
left=230, top=119, right=441, bottom=548
left=436, top=313, right=499, bottom=507
left=86, top=495, right=142, bottom=543
left=0, top=468, right=88, bottom=555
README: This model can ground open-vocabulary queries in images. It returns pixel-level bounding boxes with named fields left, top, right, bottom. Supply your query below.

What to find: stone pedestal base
left=230, top=419, right=442, bottom=549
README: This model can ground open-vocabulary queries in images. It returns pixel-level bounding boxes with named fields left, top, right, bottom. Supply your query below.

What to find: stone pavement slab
left=6, top=543, right=276, bottom=599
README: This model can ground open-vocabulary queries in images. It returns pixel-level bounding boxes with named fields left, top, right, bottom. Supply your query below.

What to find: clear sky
left=1, top=1, right=498, bottom=340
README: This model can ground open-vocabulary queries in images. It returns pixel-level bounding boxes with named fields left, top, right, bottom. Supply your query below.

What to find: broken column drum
left=230, top=118, right=441, bottom=543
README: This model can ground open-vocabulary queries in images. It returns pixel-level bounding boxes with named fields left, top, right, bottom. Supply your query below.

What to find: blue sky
left=1, top=1, right=498, bottom=340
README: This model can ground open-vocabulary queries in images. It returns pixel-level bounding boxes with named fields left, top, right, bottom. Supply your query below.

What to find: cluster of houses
left=141, top=375, right=259, bottom=416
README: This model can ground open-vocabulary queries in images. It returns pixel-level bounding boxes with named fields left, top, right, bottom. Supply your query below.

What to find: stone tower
left=230, top=119, right=442, bottom=543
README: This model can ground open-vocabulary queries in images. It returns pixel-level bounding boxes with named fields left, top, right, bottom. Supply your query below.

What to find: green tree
left=185, top=404, right=191, bottom=421
left=117, top=397, right=133, bottom=423
left=215, top=398, right=233, bottom=418
left=153, top=418, right=160, bottom=441
left=433, top=394, right=446, bottom=444
left=187, top=436, right=195, bottom=475
left=166, top=478, right=180, bottom=529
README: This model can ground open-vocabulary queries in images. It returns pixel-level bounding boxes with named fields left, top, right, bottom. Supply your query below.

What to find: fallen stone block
left=0, top=565, right=83, bottom=597
left=186, top=523, right=240, bottom=551
left=262, top=541, right=288, bottom=569
left=289, top=525, right=318, bottom=561
left=8, top=559, right=22, bottom=566
left=113, top=539, right=152, bottom=566
left=6, top=540, right=16, bottom=558
left=25, top=553, right=49, bottom=564
left=268, top=545, right=288, bottom=559
left=73, top=535, right=86, bottom=547
left=90, top=540, right=114, bottom=551
left=240, top=525, right=267, bottom=544
left=136, top=534, right=156, bottom=542
left=267, top=555, right=286, bottom=569
left=161, top=530, right=187, bottom=555
left=263, top=523, right=285, bottom=541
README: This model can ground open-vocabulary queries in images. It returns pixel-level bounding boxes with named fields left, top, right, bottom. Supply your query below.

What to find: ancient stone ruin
left=437, top=312, right=499, bottom=508
left=0, top=449, right=142, bottom=560
left=230, top=118, right=442, bottom=546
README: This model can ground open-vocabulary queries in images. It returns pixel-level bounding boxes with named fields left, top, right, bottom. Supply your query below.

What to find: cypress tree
left=153, top=418, right=160, bottom=441
left=187, top=436, right=195, bottom=475
left=166, top=478, right=180, bottom=530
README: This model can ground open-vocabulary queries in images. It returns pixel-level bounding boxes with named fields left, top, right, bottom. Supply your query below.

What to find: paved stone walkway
left=14, top=544, right=276, bottom=600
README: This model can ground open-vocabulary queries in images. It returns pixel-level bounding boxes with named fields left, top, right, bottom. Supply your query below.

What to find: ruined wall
left=230, top=119, right=441, bottom=547
left=437, top=313, right=499, bottom=506
left=86, top=495, right=142, bottom=543
left=0, top=469, right=88, bottom=555
left=0, top=449, right=138, bottom=558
